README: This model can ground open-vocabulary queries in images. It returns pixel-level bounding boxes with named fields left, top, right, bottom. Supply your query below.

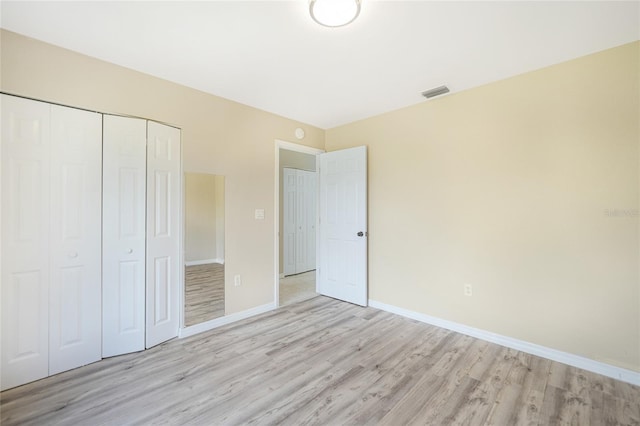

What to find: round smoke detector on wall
left=295, top=128, right=305, bottom=140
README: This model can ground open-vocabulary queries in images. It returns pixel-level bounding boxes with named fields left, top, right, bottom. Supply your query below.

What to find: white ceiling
left=1, top=1, right=639, bottom=129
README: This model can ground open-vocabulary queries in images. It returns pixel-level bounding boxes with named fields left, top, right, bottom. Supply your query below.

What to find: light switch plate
left=255, top=209, right=265, bottom=220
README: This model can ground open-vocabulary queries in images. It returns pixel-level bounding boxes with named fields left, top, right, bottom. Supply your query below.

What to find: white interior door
left=295, top=171, right=308, bottom=274
left=283, top=168, right=297, bottom=276
left=318, top=146, right=367, bottom=306
left=48, top=105, right=102, bottom=375
left=146, top=121, right=181, bottom=348
left=305, top=171, right=317, bottom=272
left=1, top=95, right=51, bottom=390
left=283, top=168, right=317, bottom=276
left=1, top=96, right=102, bottom=389
left=102, top=115, right=147, bottom=357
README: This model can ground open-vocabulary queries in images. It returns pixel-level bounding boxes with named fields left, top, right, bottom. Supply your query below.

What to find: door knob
left=126, top=248, right=133, bottom=254
left=357, top=231, right=364, bottom=237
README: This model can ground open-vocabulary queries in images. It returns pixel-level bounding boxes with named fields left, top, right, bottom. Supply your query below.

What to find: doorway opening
left=274, top=140, right=324, bottom=308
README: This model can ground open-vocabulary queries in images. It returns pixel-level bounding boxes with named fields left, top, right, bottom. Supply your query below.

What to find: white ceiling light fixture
left=309, top=0, right=361, bottom=28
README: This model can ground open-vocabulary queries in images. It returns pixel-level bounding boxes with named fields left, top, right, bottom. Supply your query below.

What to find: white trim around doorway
left=274, top=140, right=324, bottom=308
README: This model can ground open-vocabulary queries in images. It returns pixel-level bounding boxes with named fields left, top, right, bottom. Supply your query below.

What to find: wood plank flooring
left=280, top=270, right=317, bottom=307
left=1, top=296, right=638, bottom=425
left=184, top=263, right=225, bottom=326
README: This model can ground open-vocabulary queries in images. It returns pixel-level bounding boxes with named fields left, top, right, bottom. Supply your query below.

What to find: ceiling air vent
left=421, top=85, right=450, bottom=99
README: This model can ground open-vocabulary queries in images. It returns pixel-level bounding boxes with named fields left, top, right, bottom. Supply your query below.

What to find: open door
left=318, top=146, right=367, bottom=306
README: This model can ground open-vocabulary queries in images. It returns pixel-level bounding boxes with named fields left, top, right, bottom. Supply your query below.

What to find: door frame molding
left=274, top=140, right=324, bottom=308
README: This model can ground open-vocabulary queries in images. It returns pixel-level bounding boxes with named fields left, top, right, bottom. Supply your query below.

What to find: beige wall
left=185, top=173, right=219, bottom=263
left=326, top=42, right=640, bottom=372
left=278, top=149, right=317, bottom=273
left=0, top=30, right=325, bottom=315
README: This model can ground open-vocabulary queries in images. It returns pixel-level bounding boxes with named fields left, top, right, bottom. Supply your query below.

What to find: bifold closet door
left=1, top=95, right=52, bottom=390
left=103, top=118, right=180, bottom=354
left=48, top=105, right=102, bottom=375
left=102, top=115, right=147, bottom=357
left=295, top=171, right=310, bottom=274
left=305, top=171, right=317, bottom=272
left=283, top=168, right=317, bottom=276
left=283, top=168, right=297, bottom=276
left=1, top=95, right=102, bottom=390
left=146, top=121, right=181, bottom=349
left=297, top=169, right=317, bottom=273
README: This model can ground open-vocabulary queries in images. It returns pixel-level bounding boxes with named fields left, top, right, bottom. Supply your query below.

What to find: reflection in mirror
left=184, top=173, right=225, bottom=326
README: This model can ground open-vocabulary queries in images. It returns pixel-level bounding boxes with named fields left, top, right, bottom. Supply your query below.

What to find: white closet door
left=1, top=95, right=51, bottom=390
left=295, top=171, right=309, bottom=274
left=102, top=115, right=147, bottom=357
left=48, top=105, right=102, bottom=375
left=283, top=168, right=297, bottom=276
left=306, top=171, right=317, bottom=272
left=283, top=168, right=317, bottom=276
left=146, top=121, right=181, bottom=348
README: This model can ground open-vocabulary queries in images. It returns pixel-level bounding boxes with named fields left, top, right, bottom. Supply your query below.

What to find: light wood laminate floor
left=280, top=270, right=317, bottom=307
left=1, top=296, right=638, bottom=425
left=185, top=263, right=224, bottom=326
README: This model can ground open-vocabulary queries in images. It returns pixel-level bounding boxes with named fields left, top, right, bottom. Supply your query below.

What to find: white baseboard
left=185, top=258, right=224, bottom=267
left=369, top=299, right=640, bottom=386
left=179, top=302, right=276, bottom=338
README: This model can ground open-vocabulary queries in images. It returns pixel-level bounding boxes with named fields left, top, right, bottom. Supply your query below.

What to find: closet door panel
left=146, top=121, right=181, bottom=348
left=295, top=171, right=308, bottom=274
left=102, top=115, right=147, bottom=357
left=306, top=171, right=317, bottom=272
left=48, top=105, right=102, bottom=375
left=0, top=95, right=51, bottom=390
left=283, top=168, right=297, bottom=276
left=283, top=169, right=317, bottom=277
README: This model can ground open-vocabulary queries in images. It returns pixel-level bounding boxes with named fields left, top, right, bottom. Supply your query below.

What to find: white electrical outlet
left=234, top=275, right=242, bottom=287
left=464, top=284, right=472, bottom=297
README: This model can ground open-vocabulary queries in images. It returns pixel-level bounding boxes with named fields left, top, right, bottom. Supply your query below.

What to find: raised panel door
left=283, top=168, right=297, bottom=276
left=295, top=171, right=308, bottom=274
left=0, top=95, right=51, bottom=390
left=102, top=115, right=147, bottom=357
left=48, top=105, right=102, bottom=375
left=318, top=146, right=367, bottom=306
left=306, top=171, right=317, bottom=272
left=146, top=121, right=181, bottom=348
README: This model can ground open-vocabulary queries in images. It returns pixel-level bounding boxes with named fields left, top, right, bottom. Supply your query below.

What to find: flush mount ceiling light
left=309, top=0, right=361, bottom=28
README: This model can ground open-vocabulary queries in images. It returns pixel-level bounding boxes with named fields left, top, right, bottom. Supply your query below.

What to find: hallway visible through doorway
left=279, top=271, right=317, bottom=306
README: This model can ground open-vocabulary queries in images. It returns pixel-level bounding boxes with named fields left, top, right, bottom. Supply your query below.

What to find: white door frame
left=274, top=140, right=324, bottom=308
